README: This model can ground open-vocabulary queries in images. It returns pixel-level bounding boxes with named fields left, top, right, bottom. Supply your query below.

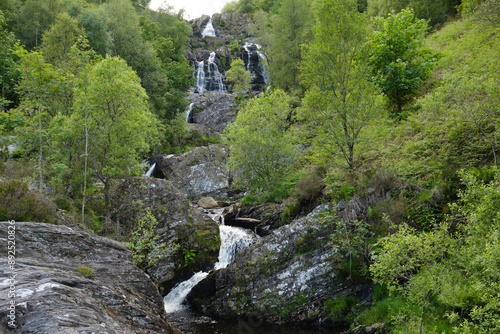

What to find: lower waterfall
left=164, top=221, right=257, bottom=313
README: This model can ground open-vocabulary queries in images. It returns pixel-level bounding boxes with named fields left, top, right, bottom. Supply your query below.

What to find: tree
left=0, top=10, right=21, bottom=111
left=223, top=89, right=299, bottom=193
left=368, top=9, right=438, bottom=117
left=300, top=0, right=378, bottom=172
left=77, top=5, right=113, bottom=57
left=225, top=58, right=252, bottom=93
left=367, top=0, right=460, bottom=26
left=103, top=0, right=169, bottom=119
left=266, top=0, right=313, bottom=94
left=71, top=56, right=160, bottom=224
left=15, top=51, right=61, bottom=192
left=40, top=13, right=84, bottom=69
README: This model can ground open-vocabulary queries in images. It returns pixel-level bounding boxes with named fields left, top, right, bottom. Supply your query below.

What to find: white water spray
left=144, top=163, right=156, bottom=177
left=201, top=19, right=216, bottom=38
left=163, top=210, right=257, bottom=313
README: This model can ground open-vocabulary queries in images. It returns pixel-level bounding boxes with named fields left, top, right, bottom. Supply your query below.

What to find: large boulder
left=109, top=177, right=221, bottom=294
left=0, top=221, right=180, bottom=334
left=154, top=144, right=231, bottom=200
left=188, top=204, right=371, bottom=326
left=188, top=93, right=238, bottom=134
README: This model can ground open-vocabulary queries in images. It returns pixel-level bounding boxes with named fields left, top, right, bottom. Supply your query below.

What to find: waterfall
left=195, top=61, right=206, bottom=94
left=242, top=42, right=253, bottom=72
left=201, top=19, right=216, bottom=38
left=207, top=52, right=227, bottom=93
left=144, top=163, right=156, bottom=177
left=163, top=214, right=257, bottom=313
left=257, top=50, right=269, bottom=85
left=241, top=43, right=269, bottom=89
left=194, top=52, right=227, bottom=94
left=185, top=103, right=195, bottom=123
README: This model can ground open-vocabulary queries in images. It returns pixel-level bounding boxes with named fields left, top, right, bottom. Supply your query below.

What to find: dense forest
left=1, top=0, right=500, bottom=332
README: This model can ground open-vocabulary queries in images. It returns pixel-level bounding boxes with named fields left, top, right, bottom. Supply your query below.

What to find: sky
left=149, top=0, right=233, bottom=20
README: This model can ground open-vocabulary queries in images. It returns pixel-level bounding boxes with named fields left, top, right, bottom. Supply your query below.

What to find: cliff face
left=184, top=13, right=268, bottom=135
left=187, top=204, right=372, bottom=326
left=0, top=221, right=180, bottom=334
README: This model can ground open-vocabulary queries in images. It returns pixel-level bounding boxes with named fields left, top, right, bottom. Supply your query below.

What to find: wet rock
left=237, top=203, right=282, bottom=236
left=198, top=197, right=219, bottom=209
left=0, top=221, right=180, bottom=334
left=109, top=177, right=220, bottom=294
left=225, top=217, right=261, bottom=230
left=154, top=144, right=230, bottom=200
left=188, top=93, right=238, bottom=134
left=189, top=204, right=371, bottom=326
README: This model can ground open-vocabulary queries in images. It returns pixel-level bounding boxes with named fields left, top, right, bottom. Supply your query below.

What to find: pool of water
left=166, top=309, right=347, bottom=334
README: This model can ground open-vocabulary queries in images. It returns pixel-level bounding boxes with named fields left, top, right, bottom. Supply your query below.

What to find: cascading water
left=144, top=163, right=156, bottom=177
left=201, top=19, right=217, bottom=38
left=185, top=103, right=195, bottom=123
left=193, top=52, right=227, bottom=94
left=163, top=212, right=257, bottom=313
left=241, top=42, right=269, bottom=89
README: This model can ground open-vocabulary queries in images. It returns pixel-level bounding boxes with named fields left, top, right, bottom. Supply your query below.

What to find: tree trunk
left=38, top=104, right=43, bottom=193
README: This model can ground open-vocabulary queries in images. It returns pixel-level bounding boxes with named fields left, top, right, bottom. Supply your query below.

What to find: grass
left=77, top=265, right=95, bottom=278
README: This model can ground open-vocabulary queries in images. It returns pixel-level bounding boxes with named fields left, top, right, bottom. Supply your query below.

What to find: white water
left=194, top=52, right=227, bottom=94
left=215, top=225, right=256, bottom=270
left=163, top=272, right=209, bottom=313
left=163, top=212, right=257, bottom=313
left=242, top=42, right=253, bottom=72
left=185, top=103, right=195, bottom=123
left=201, top=19, right=216, bottom=38
left=144, top=163, right=156, bottom=177
left=195, top=61, right=206, bottom=94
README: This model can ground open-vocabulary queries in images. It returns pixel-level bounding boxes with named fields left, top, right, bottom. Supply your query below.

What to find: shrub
left=0, top=179, right=58, bottom=223
left=77, top=265, right=95, bottom=278
left=125, top=208, right=178, bottom=269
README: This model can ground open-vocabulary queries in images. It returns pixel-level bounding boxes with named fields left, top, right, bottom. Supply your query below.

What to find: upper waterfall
left=201, top=19, right=216, bottom=38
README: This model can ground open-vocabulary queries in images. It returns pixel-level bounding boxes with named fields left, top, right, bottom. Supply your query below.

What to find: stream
left=163, top=207, right=348, bottom=333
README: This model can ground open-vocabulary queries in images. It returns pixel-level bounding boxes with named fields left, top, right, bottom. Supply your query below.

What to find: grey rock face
left=0, top=221, right=180, bottom=334
left=109, top=177, right=221, bottom=294
left=188, top=93, right=238, bottom=134
left=154, top=144, right=231, bottom=200
left=188, top=204, right=370, bottom=325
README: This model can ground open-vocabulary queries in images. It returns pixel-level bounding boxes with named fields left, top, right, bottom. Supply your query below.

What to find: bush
left=0, top=179, right=58, bottom=223
left=77, top=265, right=95, bottom=278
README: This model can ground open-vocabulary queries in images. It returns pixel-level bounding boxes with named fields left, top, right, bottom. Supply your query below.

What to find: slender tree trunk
left=38, top=103, right=43, bottom=193
left=104, top=181, right=111, bottom=225
left=420, top=290, right=431, bottom=334
left=81, top=88, right=89, bottom=226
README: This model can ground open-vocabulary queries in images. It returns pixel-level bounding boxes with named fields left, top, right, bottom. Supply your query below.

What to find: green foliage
left=330, top=217, right=373, bottom=280
left=126, top=209, right=178, bottom=269
left=300, top=0, right=378, bottom=171
left=71, top=56, right=160, bottom=223
left=369, top=169, right=500, bottom=332
left=182, top=248, right=196, bottom=266
left=367, top=0, right=459, bottom=26
left=368, top=9, right=438, bottom=117
left=223, top=89, right=299, bottom=194
left=0, top=179, right=58, bottom=223
left=77, top=264, right=95, bottom=278
left=325, top=295, right=360, bottom=322
left=40, top=13, right=84, bottom=69
left=0, top=10, right=21, bottom=112
left=225, top=58, right=252, bottom=93
left=266, top=0, right=313, bottom=94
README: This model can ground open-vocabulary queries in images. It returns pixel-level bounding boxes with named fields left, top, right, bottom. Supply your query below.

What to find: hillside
left=1, top=0, right=500, bottom=333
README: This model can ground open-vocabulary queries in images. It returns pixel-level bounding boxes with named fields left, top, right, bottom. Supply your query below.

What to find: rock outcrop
left=188, top=204, right=371, bottom=326
left=187, top=93, right=238, bottom=134
left=0, top=221, right=180, bottom=334
left=109, top=177, right=220, bottom=294
left=153, top=144, right=231, bottom=200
